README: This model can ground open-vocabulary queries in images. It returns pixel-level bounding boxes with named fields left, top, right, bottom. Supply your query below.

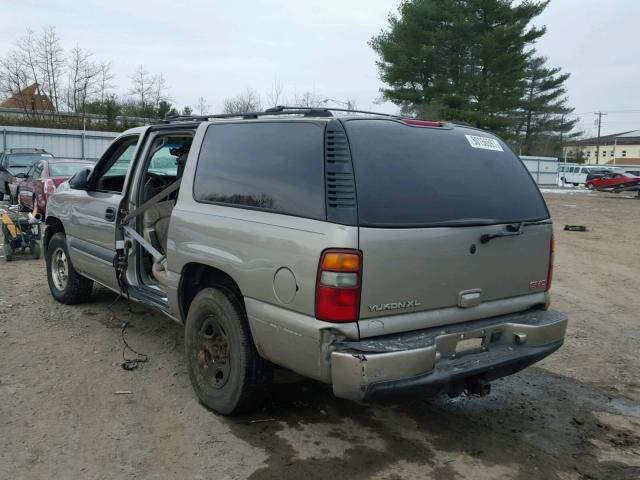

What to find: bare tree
left=264, top=78, right=283, bottom=107
left=16, top=29, right=40, bottom=93
left=151, top=73, right=169, bottom=115
left=196, top=96, right=210, bottom=115
left=35, top=26, right=65, bottom=112
left=98, top=61, right=115, bottom=105
left=128, top=65, right=155, bottom=113
left=292, top=91, right=324, bottom=108
left=66, top=46, right=101, bottom=114
left=223, top=88, right=261, bottom=114
left=0, top=51, right=30, bottom=110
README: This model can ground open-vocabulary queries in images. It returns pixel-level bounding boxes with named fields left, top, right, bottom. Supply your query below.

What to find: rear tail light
left=315, top=249, right=362, bottom=322
left=401, top=119, right=442, bottom=128
left=546, top=237, right=555, bottom=291
left=44, top=179, right=56, bottom=195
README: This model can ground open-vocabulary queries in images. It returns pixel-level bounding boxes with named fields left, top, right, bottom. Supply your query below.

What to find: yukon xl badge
left=368, top=300, right=421, bottom=313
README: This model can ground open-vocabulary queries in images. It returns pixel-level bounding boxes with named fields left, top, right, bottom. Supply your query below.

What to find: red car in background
left=17, top=159, right=94, bottom=215
left=586, top=172, right=640, bottom=190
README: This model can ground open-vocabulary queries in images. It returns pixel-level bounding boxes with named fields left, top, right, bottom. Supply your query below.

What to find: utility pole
left=594, top=111, right=607, bottom=164
left=559, top=115, right=565, bottom=161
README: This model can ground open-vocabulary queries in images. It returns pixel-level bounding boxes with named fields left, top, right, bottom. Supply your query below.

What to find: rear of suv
left=43, top=108, right=567, bottom=415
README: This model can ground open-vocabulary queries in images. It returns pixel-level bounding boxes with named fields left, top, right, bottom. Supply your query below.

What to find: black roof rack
left=159, top=105, right=402, bottom=124
left=5, top=147, right=48, bottom=154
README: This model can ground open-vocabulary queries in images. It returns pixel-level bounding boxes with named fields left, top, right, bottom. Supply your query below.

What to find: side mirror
left=69, top=167, right=92, bottom=190
left=15, top=172, right=26, bottom=179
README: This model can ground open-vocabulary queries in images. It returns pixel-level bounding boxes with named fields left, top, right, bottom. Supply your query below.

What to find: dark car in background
left=0, top=148, right=54, bottom=202
left=17, top=159, right=94, bottom=215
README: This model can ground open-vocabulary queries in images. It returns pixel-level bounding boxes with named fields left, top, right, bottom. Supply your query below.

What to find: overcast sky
left=1, top=0, right=638, bottom=137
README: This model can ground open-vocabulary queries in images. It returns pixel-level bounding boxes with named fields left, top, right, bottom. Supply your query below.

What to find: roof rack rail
left=158, top=105, right=402, bottom=124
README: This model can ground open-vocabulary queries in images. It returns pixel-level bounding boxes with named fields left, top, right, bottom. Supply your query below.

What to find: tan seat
left=142, top=200, right=173, bottom=284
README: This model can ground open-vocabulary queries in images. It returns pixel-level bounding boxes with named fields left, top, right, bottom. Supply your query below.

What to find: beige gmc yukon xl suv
left=43, top=107, right=567, bottom=415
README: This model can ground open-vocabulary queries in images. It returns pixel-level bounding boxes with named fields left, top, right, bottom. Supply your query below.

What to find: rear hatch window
left=8, top=153, right=53, bottom=168
left=343, top=119, right=548, bottom=227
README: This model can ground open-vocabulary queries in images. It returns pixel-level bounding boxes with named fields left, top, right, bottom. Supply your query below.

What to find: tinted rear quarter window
left=344, top=119, right=549, bottom=227
left=194, top=122, right=325, bottom=220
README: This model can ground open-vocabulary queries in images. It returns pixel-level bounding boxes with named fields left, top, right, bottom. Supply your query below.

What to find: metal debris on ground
left=564, top=225, right=588, bottom=232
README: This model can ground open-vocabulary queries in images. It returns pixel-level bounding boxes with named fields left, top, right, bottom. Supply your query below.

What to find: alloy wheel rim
left=51, top=248, right=68, bottom=291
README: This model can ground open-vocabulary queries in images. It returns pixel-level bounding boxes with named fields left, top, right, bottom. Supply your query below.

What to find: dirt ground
left=1, top=191, right=639, bottom=480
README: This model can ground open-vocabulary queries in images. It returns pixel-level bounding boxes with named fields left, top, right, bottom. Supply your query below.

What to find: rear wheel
left=185, top=287, right=272, bottom=415
left=46, top=233, right=93, bottom=304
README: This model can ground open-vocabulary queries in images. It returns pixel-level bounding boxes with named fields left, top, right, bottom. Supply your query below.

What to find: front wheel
left=185, top=288, right=273, bottom=415
left=46, top=233, right=93, bottom=304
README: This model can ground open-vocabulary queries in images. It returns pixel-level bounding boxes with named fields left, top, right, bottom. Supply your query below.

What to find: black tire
left=46, top=233, right=93, bottom=304
left=0, top=191, right=4, bottom=201
left=3, top=241, right=13, bottom=262
left=573, top=183, right=579, bottom=186
left=185, top=287, right=273, bottom=415
left=30, top=241, right=41, bottom=259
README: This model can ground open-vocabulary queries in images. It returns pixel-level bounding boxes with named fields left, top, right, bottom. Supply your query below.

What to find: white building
left=566, top=130, right=640, bottom=166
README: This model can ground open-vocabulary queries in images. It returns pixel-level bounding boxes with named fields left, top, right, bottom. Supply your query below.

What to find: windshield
left=8, top=153, right=53, bottom=167
left=344, top=119, right=549, bottom=227
left=48, top=162, right=93, bottom=177
left=148, top=143, right=180, bottom=176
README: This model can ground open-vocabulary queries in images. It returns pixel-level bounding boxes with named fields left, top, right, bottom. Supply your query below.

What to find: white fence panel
left=1, top=125, right=118, bottom=160
left=521, top=155, right=558, bottom=186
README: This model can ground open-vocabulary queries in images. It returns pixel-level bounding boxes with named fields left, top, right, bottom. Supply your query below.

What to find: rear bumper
left=330, top=309, right=567, bottom=401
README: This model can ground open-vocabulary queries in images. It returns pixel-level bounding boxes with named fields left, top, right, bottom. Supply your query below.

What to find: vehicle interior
left=136, top=131, right=194, bottom=289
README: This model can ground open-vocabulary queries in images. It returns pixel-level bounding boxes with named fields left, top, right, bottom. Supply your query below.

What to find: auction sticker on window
left=465, top=135, right=504, bottom=152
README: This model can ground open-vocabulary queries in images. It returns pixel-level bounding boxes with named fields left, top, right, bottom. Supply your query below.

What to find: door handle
left=104, top=207, right=116, bottom=222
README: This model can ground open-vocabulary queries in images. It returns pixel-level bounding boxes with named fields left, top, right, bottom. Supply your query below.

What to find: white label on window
left=465, top=135, right=504, bottom=152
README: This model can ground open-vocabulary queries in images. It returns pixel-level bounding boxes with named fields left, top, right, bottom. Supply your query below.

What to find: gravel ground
left=1, top=191, right=639, bottom=480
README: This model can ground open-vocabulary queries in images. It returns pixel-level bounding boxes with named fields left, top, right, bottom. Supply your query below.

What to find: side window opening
left=93, top=136, right=139, bottom=193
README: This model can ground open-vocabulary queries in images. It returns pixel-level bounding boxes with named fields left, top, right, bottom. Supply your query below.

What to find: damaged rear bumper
left=330, top=309, right=567, bottom=401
